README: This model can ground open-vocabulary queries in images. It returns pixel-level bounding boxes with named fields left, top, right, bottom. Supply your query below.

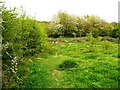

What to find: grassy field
left=7, top=38, right=119, bottom=88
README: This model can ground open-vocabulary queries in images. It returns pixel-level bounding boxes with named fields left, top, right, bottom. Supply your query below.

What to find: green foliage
left=86, top=32, right=97, bottom=52
left=21, top=17, right=48, bottom=55
left=2, top=7, right=49, bottom=86
left=2, top=8, right=48, bottom=59
left=102, top=40, right=111, bottom=51
left=47, top=11, right=78, bottom=37
left=58, top=59, right=78, bottom=70
left=47, top=11, right=115, bottom=38
left=112, top=28, right=120, bottom=38
left=2, top=3, right=119, bottom=89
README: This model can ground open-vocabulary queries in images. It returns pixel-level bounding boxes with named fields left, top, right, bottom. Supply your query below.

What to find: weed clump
left=86, top=32, right=97, bottom=52
left=58, top=60, right=78, bottom=70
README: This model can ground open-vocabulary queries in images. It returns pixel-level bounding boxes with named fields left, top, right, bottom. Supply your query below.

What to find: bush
left=2, top=7, right=49, bottom=87
left=112, top=28, right=120, bottom=38
left=86, top=32, right=97, bottom=52
left=2, top=8, right=48, bottom=59
left=58, top=60, right=78, bottom=70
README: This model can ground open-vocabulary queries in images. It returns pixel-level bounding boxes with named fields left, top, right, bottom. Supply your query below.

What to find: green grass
left=5, top=38, right=119, bottom=88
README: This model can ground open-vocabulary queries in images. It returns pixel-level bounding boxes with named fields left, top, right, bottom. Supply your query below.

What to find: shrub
left=58, top=60, right=78, bottom=70
left=112, top=28, right=120, bottom=38
left=2, top=8, right=48, bottom=59
left=2, top=7, right=49, bottom=87
left=86, top=32, right=97, bottom=52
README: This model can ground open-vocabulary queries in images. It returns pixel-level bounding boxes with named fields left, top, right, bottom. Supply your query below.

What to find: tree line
left=47, top=11, right=119, bottom=38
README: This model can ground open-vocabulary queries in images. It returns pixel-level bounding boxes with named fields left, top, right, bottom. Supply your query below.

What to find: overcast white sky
left=3, top=0, right=120, bottom=22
